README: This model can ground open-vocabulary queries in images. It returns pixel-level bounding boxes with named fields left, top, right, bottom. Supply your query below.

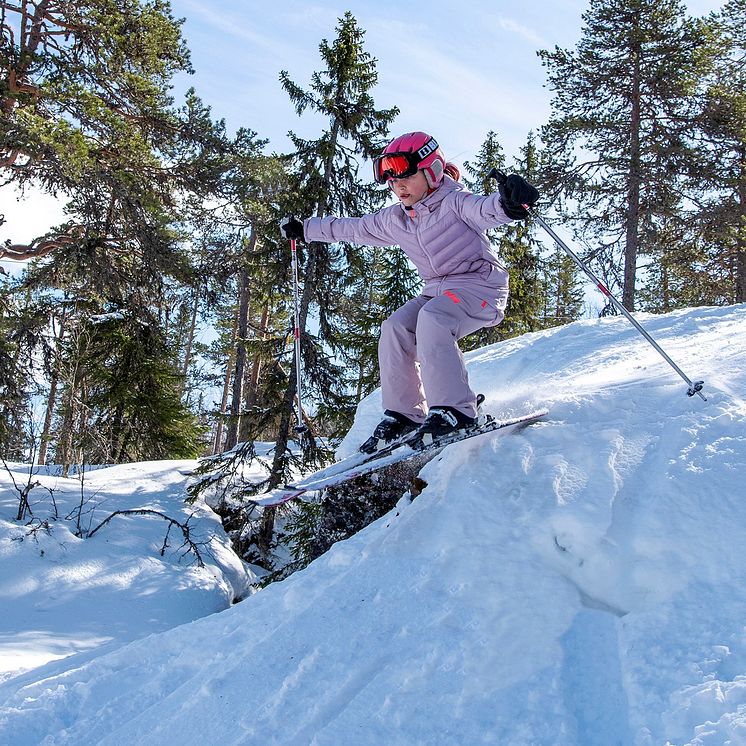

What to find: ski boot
left=407, top=407, right=475, bottom=446
left=475, top=393, right=490, bottom=426
left=407, top=395, right=487, bottom=448
left=359, top=410, right=420, bottom=454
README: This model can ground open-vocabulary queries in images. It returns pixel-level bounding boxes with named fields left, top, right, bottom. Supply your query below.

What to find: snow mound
left=1, top=305, right=745, bottom=745
left=0, top=460, right=254, bottom=681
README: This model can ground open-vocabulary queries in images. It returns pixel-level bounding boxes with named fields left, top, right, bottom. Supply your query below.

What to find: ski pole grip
left=487, top=167, right=507, bottom=185
left=487, top=167, right=531, bottom=211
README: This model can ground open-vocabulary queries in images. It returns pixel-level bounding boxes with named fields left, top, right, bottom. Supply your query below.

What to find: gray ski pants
left=378, top=289, right=505, bottom=423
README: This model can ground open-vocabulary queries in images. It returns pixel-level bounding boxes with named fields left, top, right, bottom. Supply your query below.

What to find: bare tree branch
left=0, top=225, right=83, bottom=260
left=88, top=508, right=206, bottom=567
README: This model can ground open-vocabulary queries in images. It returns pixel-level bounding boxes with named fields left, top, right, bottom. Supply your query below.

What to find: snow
left=0, top=460, right=254, bottom=681
left=2, top=304, right=746, bottom=745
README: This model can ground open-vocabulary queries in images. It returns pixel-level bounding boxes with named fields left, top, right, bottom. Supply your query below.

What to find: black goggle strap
left=414, top=136, right=438, bottom=162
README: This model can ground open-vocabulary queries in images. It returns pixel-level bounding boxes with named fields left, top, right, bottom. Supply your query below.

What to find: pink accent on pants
left=379, top=289, right=505, bottom=422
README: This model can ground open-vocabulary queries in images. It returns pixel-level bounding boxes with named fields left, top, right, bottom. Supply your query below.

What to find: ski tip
left=501, top=409, right=549, bottom=425
left=249, top=487, right=306, bottom=507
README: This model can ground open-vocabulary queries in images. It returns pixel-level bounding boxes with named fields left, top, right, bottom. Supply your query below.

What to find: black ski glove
left=280, top=216, right=305, bottom=241
left=498, top=174, right=539, bottom=220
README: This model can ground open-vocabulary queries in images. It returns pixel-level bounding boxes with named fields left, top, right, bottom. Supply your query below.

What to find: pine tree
left=501, top=136, right=546, bottom=336
left=0, top=278, right=45, bottom=458
left=337, top=245, right=420, bottom=409
left=185, top=13, right=396, bottom=566
left=228, top=12, right=400, bottom=569
left=541, top=246, right=585, bottom=326
left=539, top=0, right=706, bottom=310
left=690, top=0, right=746, bottom=303
left=181, top=131, right=291, bottom=453
left=0, top=0, right=194, bottom=259
left=69, top=312, right=203, bottom=463
left=272, top=11, right=398, bottom=474
left=463, top=131, right=508, bottom=197
left=1, top=2, right=238, bottom=462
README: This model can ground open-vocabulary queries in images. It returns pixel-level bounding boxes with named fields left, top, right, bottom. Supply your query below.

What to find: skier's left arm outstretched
left=452, top=173, right=539, bottom=232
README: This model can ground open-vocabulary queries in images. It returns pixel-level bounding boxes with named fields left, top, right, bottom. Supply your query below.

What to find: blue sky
left=0, top=0, right=726, bottom=260
left=170, top=0, right=591, bottom=169
left=168, top=0, right=724, bottom=172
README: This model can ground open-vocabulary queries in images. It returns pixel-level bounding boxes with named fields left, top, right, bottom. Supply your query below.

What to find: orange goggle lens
left=373, top=153, right=418, bottom=183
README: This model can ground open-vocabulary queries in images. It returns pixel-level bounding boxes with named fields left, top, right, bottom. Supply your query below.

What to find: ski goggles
left=372, top=152, right=419, bottom=183
left=372, top=137, right=439, bottom=183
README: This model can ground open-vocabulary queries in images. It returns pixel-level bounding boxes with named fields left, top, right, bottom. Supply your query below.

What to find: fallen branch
left=1, top=455, right=40, bottom=521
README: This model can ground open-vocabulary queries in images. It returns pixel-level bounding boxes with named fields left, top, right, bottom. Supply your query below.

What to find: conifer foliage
left=268, top=13, right=398, bottom=473
left=0, top=1, right=226, bottom=464
left=461, top=131, right=558, bottom=347
left=3, top=2, right=745, bottom=583
left=205, top=12, right=401, bottom=569
left=539, top=0, right=706, bottom=311
left=692, top=0, right=746, bottom=303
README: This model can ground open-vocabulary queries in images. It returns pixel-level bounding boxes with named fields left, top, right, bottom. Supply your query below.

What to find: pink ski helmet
left=373, top=132, right=446, bottom=188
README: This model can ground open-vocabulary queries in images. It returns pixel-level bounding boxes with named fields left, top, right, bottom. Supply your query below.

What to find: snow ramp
left=2, top=305, right=746, bottom=745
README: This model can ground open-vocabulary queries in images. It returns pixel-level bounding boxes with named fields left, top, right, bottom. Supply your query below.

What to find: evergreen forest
left=1, top=1, right=744, bottom=570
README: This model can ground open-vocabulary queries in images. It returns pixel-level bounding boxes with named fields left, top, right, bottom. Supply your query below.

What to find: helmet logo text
left=416, top=138, right=438, bottom=160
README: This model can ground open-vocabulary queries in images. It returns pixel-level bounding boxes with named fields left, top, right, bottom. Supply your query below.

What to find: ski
left=249, top=409, right=548, bottom=508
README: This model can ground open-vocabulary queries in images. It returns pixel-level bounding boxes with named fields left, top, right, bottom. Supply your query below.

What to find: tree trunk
left=736, top=145, right=746, bottom=303
left=37, top=371, right=59, bottom=466
left=623, top=44, right=642, bottom=312
left=260, top=115, right=342, bottom=562
left=225, top=230, right=257, bottom=450
left=111, top=401, right=127, bottom=463
left=180, top=284, right=201, bottom=399
left=59, top=393, right=76, bottom=478
left=212, top=309, right=239, bottom=455
left=59, top=326, right=85, bottom=477
left=268, top=245, right=319, bottom=483
left=239, top=302, right=270, bottom=443
left=355, top=269, right=376, bottom=403
left=38, top=310, right=67, bottom=465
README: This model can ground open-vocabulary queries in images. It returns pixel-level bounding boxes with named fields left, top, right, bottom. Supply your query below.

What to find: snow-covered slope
left=0, top=460, right=253, bottom=680
left=2, top=305, right=745, bottom=745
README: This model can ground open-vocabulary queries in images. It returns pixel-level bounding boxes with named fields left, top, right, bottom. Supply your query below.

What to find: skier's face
left=390, top=170, right=429, bottom=207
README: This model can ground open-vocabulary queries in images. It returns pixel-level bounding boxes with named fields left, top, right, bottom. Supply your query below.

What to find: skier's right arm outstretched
left=279, top=209, right=397, bottom=247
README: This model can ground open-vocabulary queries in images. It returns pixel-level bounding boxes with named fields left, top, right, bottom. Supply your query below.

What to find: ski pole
left=290, top=238, right=308, bottom=432
left=488, top=168, right=706, bottom=401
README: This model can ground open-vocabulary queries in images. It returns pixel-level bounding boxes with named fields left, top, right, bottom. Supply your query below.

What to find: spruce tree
left=539, top=0, right=705, bottom=310
left=541, top=246, right=585, bottom=326
left=690, top=0, right=746, bottom=303
left=68, top=312, right=203, bottom=463
left=272, top=11, right=398, bottom=475
left=338, top=245, right=420, bottom=408
left=234, top=12, right=399, bottom=570
left=500, top=135, right=546, bottom=337
left=182, top=135, right=292, bottom=450
left=185, top=13, right=401, bottom=565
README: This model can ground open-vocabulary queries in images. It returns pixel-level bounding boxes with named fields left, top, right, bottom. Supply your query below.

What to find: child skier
left=280, top=131, right=538, bottom=453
